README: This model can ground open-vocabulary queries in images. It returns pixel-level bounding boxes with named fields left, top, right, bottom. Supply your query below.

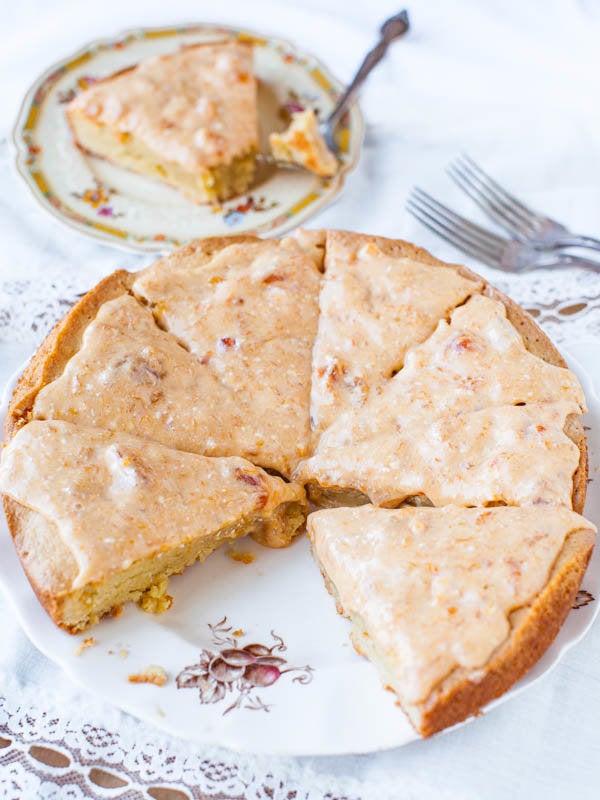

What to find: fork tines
left=406, top=187, right=506, bottom=268
left=447, top=155, right=539, bottom=238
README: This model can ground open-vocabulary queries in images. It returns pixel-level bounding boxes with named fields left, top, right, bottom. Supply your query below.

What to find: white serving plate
left=0, top=344, right=597, bottom=756
left=13, top=24, right=363, bottom=253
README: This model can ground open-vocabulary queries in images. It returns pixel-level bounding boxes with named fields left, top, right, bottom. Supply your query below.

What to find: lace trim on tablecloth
left=0, top=682, right=368, bottom=800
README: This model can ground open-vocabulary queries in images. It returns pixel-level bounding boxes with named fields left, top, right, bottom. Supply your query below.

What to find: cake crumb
left=137, top=577, right=173, bottom=614
left=74, top=636, right=95, bottom=656
left=228, top=548, right=255, bottom=564
left=120, top=649, right=129, bottom=659
left=128, top=665, right=168, bottom=686
left=232, top=629, right=244, bottom=637
left=156, top=706, right=166, bottom=717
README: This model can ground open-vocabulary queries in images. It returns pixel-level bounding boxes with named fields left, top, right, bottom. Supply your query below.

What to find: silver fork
left=321, top=10, right=410, bottom=153
left=259, top=10, right=409, bottom=171
left=406, top=188, right=600, bottom=273
left=448, top=155, right=600, bottom=252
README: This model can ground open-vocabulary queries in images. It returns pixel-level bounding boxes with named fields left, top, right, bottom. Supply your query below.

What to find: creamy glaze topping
left=133, top=236, right=322, bottom=472
left=68, top=41, right=258, bottom=169
left=32, top=294, right=306, bottom=476
left=297, top=402, right=582, bottom=507
left=0, top=421, right=305, bottom=588
left=269, top=109, right=339, bottom=177
left=310, top=234, right=483, bottom=434
left=309, top=504, right=595, bottom=703
left=315, top=293, right=586, bottom=451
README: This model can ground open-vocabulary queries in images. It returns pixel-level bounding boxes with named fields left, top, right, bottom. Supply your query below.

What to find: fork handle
left=531, top=254, right=600, bottom=272
left=533, top=235, right=600, bottom=252
left=325, top=10, right=410, bottom=134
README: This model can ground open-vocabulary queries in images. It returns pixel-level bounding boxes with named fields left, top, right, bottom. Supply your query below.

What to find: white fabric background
left=1, top=1, right=600, bottom=798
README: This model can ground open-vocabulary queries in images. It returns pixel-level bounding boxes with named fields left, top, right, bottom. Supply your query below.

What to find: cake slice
left=132, top=234, right=323, bottom=474
left=28, top=292, right=269, bottom=466
left=308, top=504, right=595, bottom=736
left=310, top=231, right=483, bottom=434
left=67, top=41, right=259, bottom=203
left=0, top=420, right=307, bottom=633
left=296, top=402, right=583, bottom=508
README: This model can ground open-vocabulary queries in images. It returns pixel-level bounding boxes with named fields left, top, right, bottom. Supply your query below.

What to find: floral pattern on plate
left=176, top=617, right=314, bottom=715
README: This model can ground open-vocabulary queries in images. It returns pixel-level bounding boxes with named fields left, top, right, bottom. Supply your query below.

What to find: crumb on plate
left=228, top=548, right=255, bottom=564
left=128, top=665, right=168, bottom=686
left=74, top=636, right=95, bottom=656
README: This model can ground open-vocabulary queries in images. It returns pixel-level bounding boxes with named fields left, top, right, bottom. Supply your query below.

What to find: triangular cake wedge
left=67, top=41, right=258, bottom=203
left=0, top=420, right=307, bottom=633
left=132, top=234, right=323, bottom=474
left=8, top=242, right=319, bottom=478
left=308, top=505, right=596, bottom=737
left=299, top=293, right=586, bottom=506
left=297, top=402, right=583, bottom=508
left=30, top=292, right=248, bottom=455
left=310, top=231, right=483, bottom=434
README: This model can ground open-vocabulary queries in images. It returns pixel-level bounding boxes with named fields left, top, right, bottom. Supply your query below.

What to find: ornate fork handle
left=323, top=10, right=409, bottom=147
left=531, top=234, right=600, bottom=253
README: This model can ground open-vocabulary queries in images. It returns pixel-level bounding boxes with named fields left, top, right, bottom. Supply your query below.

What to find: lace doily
left=0, top=680, right=370, bottom=800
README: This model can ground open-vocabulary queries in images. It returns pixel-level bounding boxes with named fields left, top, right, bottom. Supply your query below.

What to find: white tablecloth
left=1, top=1, right=600, bottom=798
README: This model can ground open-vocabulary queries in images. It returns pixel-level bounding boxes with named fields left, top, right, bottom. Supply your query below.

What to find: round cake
left=0, top=229, right=594, bottom=737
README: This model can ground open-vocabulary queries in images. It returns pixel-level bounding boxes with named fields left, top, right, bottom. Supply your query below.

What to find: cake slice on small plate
left=308, top=504, right=596, bottom=737
left=67, top=40, right=259, bottom=203
left=0, top=420, right=307, bottom=633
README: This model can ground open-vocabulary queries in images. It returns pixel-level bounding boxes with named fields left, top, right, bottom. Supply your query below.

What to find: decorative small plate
left=13, top=24, right=363, bottom=253
left=0, top=345, right=598, bottom=756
